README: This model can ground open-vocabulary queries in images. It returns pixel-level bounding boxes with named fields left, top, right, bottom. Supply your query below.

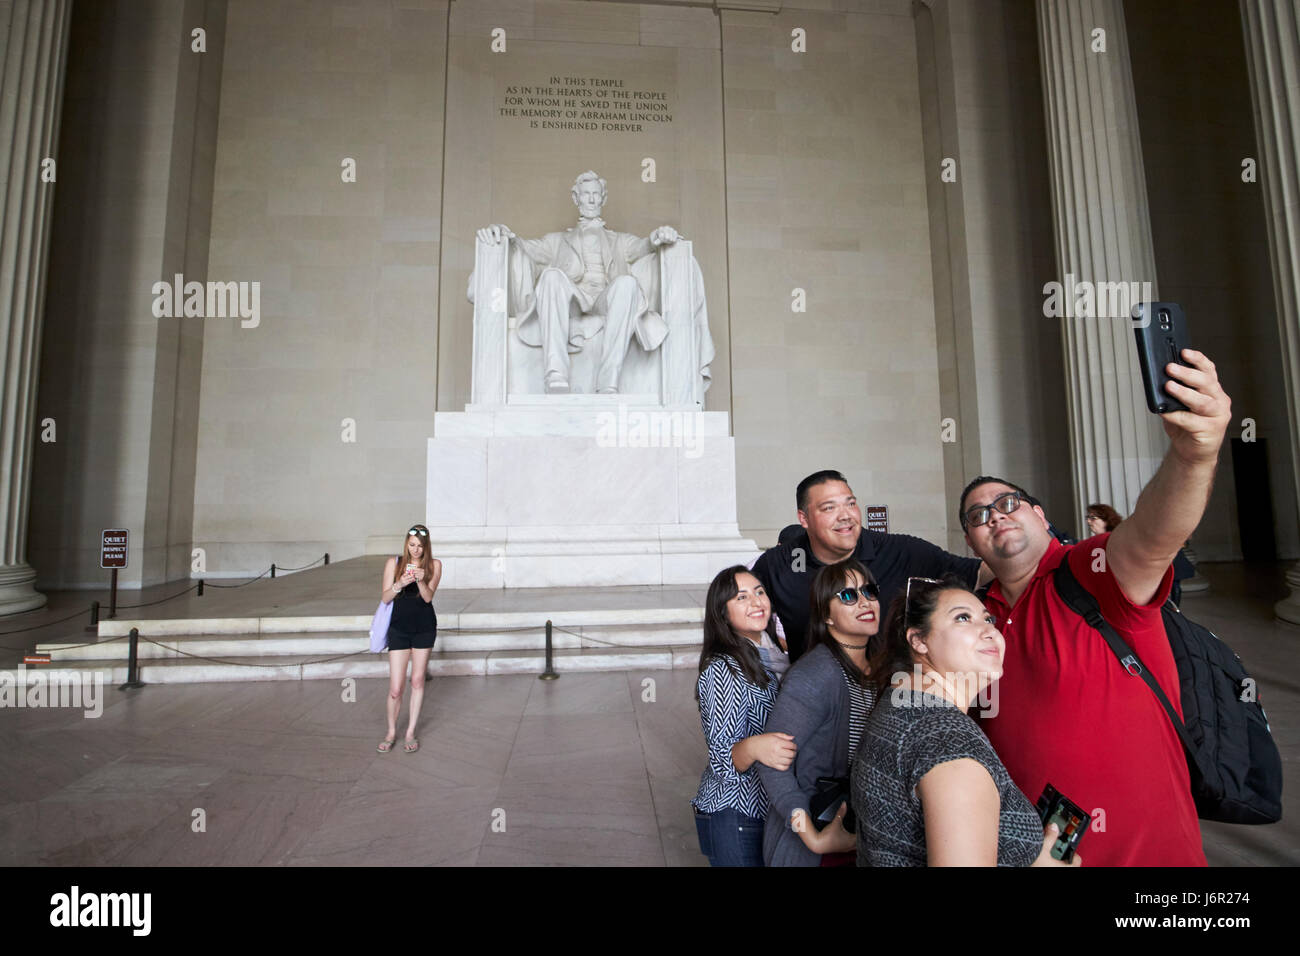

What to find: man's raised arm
left=1107, top=349, right=1232, bottom=606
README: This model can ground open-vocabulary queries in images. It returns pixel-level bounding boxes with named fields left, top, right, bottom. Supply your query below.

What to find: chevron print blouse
left=692, top=655, right=783, bottom=818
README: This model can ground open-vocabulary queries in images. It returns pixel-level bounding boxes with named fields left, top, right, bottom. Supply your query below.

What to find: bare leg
left=405, top=647, right=432, bottom=745
left=386, top=648, right=409, bottom=744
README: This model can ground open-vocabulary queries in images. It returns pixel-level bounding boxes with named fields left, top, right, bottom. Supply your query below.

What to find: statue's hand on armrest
left=477, top=224, right=515, bottom=246
left=650, top=226, right=680, bottom=247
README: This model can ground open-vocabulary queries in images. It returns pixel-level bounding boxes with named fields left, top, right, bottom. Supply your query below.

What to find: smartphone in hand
left=1132, top=301, right=1190, bottom=414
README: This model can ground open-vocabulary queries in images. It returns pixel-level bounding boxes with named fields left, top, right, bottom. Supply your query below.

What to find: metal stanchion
left=270, top=563, right=277, bottom=579
left=324, top=552, right=330, bottom=565
left=197, top=579, right=204, bottom=596
left=119, top=627, right=145, bottom=690
left=539, top=619, right=559, bottom=681
left=85, top=600, right=100, bottom=632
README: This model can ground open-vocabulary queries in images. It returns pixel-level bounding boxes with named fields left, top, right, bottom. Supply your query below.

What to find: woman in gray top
left=852, top=574, right=1080, bottom=867
left=757, top=559, right=880, bottom=866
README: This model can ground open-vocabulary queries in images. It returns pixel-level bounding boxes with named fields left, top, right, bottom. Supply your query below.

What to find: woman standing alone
left=377, top=525, right=442, bottom=754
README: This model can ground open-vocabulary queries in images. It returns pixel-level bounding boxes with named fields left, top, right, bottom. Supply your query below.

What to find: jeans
left=694, top=807, right=765, bottom=867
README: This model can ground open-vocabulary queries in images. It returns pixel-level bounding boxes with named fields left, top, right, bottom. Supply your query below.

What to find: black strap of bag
left=1052, top=560, right=1198, bottom=759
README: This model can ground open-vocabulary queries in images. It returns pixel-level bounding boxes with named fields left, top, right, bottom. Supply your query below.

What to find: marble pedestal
left=417, top=397, right=758, bottom=588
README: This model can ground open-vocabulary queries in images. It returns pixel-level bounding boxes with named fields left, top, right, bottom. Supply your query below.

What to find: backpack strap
left=1052, top=559, right=1198, bottom=758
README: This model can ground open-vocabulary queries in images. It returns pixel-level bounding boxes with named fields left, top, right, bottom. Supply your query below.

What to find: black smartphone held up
left=1035, top=783, right=1089, bottom=862
left=1132, top=301, right=1191, bottom=414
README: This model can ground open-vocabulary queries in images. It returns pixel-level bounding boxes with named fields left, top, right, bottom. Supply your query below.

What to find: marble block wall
left=31, top=0, right=227, bottom=588
left=190, top=0, right=451, bottom=575
left=722, top=1, right=954, bottom=549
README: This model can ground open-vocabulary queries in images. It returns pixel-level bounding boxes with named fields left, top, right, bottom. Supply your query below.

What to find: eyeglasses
left=904, top=576, right=943, bottom=630
left=963, top=491, right=1023, bottom=528
left=836, top=584, right=879, bottom=606
left=407, top=528, right=428, bottom=537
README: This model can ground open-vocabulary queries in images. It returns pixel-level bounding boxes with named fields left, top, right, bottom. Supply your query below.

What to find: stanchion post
left=108, top=567, right=118, bottom=619
left=324, top=552, right=330, bottom=565
left=119, top=627, right=145, bottom=690
left=539, top=619, right=559, bottom=681
left=85, top=600, right=100, bottom=632
left=197, top=579, right=204, bottom=597
left=271, top=563, right=276, bottom=579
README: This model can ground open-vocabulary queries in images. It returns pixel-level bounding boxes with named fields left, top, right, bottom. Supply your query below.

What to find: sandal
left=377, top=737, right=396, bottom=753
left=403, top=737, right=419, bottom=754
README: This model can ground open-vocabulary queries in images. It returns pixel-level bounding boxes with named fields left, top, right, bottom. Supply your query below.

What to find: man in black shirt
left=751, top=470, right=988, bottom=661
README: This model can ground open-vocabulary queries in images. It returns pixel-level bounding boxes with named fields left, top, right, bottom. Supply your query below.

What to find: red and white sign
left=100, top=529, right=129, bottom=569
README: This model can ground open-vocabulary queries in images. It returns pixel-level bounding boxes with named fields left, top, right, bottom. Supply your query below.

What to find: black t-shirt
left=750, top=528, right=981, bottom=662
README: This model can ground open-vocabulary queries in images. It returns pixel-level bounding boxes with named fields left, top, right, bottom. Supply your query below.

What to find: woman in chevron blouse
left=691, top=566, right=795, bottom=867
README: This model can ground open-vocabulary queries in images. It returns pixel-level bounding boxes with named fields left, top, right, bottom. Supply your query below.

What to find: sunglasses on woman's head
left=407, top=528, right=428, bottom=537
left=836, top=584, right=879, bottom=605
left=903, top=576, right=944, bottom=630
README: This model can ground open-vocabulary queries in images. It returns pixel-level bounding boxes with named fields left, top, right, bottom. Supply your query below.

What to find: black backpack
left=1053, top=560, right=1283, bottom=825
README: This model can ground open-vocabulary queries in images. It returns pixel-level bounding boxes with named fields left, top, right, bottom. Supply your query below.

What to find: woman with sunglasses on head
left=757, top=558, right=879, bottom=866
left=691, top=565, right=794, bottom=866
left=377, top=525, right=442, bottom=754
left=851, top=574, right=1079, bottom=866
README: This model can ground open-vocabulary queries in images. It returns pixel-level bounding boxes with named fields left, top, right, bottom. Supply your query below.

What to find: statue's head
left=571, top=171, right=607, bottom=218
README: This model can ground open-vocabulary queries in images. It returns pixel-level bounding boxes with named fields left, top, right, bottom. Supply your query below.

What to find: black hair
left=806, top=559, right=877, bottom=688
left=796, top=470, right=848, bottom=514
left=957, top=475, right=1031, bottom=529
left=867, top=572, right=972, bottom=695
left=697, top=565, right=778, bottom=698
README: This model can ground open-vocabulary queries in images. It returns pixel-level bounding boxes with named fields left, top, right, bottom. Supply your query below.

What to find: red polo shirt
left=979, top=533, right=1205, bottom=866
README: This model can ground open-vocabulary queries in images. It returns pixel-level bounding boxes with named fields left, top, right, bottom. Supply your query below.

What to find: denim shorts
left=694, top=806, right=765, bottom=867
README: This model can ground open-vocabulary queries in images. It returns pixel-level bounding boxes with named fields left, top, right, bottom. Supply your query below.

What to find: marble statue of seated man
left=475, top=170, right=711, bottom=395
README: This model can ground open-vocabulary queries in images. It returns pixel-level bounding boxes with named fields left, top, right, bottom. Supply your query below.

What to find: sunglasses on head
left=963, top=491, right=1024, bottom=528
left=904, top=576, right=944, bottom=630
left=836, top=583, right=879, bottom=605
left=407, top=528, right=428, bottom=537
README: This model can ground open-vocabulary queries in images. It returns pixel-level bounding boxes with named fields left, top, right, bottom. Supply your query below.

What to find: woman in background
left=758, top=559, right=878, bottom=866
left=377, top=525, right=442, bottom=754
left=1085, top=503, right=1123, bottom=535
left=692, top=565, right=793, bottom=866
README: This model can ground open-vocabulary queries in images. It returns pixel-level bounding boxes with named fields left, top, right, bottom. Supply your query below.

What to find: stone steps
left=16, top=645, right=700, bottom=684
left=30, top=603, right=707, bottom=684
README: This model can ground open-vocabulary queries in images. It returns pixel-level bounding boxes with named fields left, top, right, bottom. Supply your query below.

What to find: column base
left=1275, top=561, right=1300, bottom=626
left=0, top=562, right=48, bottom=616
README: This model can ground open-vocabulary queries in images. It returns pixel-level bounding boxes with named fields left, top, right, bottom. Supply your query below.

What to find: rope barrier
left=0, top=605, right=94, bottom=637
left=0, top=552, right=329, bottom=636
left=116, top=583, right=202, bottom=610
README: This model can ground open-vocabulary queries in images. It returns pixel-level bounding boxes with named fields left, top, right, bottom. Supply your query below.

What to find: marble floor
left=1, top=560, right=1298, bottom=866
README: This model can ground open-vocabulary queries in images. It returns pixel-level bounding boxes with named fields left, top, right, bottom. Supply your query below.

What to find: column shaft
left=1036, top=0, right=1167, bottom=532
left=0, top=0, right=73, bottom=614
left=1240, top=0, right=1300, bottom=623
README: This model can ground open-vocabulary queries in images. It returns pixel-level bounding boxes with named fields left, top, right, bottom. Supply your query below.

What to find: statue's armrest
left=470, top=237, right=510, bottom=405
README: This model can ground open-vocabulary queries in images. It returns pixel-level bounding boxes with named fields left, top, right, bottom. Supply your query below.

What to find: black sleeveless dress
left=387, top=563, right=437, bottom=650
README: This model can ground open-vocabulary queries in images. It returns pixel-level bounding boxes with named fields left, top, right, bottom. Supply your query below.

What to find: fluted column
left=1036, top=0, right=1167, bottom=533
left=1240, top=0, right=1300, bottom=624
left=0, top=0, right=73, bottom=615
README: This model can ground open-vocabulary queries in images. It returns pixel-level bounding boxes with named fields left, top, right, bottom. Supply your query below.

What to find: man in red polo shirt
left=960, top=349, right=1231, bottom=866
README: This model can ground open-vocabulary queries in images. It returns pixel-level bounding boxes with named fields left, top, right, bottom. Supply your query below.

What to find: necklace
left=834, top=640, right=869, bottom=651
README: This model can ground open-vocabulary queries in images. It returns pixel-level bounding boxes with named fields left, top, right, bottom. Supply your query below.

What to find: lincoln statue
left=473, top=170, right=713, bottom=396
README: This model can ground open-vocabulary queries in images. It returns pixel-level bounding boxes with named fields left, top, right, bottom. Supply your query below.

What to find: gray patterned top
left=852, top=689, right=1042, bottom=867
